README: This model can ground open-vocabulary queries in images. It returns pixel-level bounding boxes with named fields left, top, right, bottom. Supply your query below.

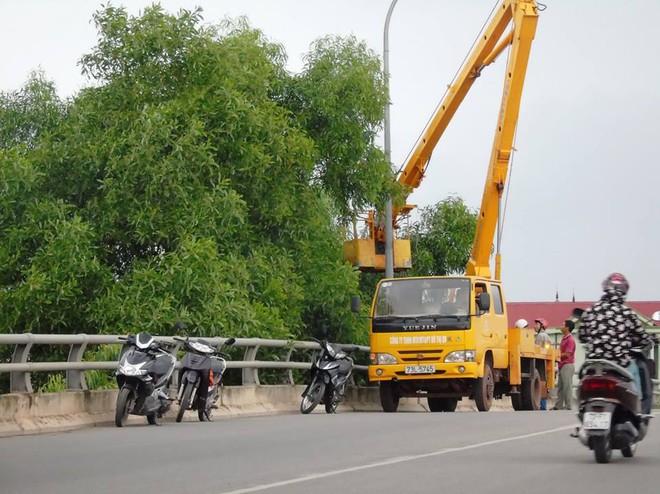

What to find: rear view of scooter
left=175, top=335, right=236, bottom=422
left=575, top=357, right=653, bottom=463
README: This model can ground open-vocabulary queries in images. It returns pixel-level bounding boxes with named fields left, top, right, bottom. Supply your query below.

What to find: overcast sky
left=2, top=1, right=660, bottom=303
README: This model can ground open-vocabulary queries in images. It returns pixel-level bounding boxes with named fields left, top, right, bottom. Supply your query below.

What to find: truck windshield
left=374, top=278, right=471, bottom=318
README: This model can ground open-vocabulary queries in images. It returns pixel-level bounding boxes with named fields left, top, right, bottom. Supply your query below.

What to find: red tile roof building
left=507, top=301, right=660, bottom=329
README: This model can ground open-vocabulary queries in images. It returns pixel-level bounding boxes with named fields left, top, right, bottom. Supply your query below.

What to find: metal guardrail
left=0, top=334, right=370, bottom=394
left=1, top=334, right=657, bottom=400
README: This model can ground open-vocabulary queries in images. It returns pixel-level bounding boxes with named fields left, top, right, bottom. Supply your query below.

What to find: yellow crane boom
left=344, top=0, right=539, bottom=276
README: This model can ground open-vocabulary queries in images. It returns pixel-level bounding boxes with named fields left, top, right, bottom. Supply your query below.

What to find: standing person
left=534, top=318, right=552, bottom=410
left=578, top=273, right=654, bottom=399
left=553, top=320, right=576, bottom=410
left=534, top=318, right=552, bottom=347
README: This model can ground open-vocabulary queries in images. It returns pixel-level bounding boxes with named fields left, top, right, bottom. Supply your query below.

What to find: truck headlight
left=370, top=353, right=397, bottom=365
left=444, top=350, right=476, bottom=363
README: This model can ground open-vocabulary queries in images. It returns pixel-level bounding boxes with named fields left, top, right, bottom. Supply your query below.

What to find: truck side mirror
left=351, top=296, right=361, bottom=314
left=477, top=292, right=490, bottom=312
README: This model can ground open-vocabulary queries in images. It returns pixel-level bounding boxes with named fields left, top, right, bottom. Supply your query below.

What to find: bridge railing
left=1, top=334, right=657, bottom=400
left=0, top=334, right=370, bottom=394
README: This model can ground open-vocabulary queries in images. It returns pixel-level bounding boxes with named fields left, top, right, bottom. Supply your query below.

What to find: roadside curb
left=0, top=386, right=589, bottom=437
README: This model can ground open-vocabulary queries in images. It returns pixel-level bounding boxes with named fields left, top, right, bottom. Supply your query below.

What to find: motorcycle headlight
left=118, top=362, right=148, bottom=376
left=444, top=350, right=476, bottom=363
left=189, top=341, right=215, bottom=354
left=370, top=353, right=397, bottom=365
left=323, top=343, right=337, bottom=358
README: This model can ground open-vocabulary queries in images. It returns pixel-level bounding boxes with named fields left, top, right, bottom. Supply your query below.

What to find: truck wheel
left=428, top=397, right=458, bottom=412
left=521, top=368, right=541, bottom=410
left=379, top=381, right=400, bottom=413
left=511, top=392, right=523, bottom=411
left=474, top=362, right=494, bottom=411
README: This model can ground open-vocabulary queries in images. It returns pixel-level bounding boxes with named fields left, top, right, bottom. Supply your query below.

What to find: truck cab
left=368, top=276, right=556, bottom=412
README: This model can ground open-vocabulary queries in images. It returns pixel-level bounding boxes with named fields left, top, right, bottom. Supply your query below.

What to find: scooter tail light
left=581, top=377, right=617, bottom=392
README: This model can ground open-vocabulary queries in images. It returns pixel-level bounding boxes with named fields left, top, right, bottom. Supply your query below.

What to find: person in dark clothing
left=578, top=273, right=654, bottom=397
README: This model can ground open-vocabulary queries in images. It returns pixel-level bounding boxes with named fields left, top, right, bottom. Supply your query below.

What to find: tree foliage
left=0, top=5, right=399, bottom=345
left=283, top=36, right=399, bottom=221
left=409, top=196, right=478, bottom=277
left=0, top=70, right=65, bottom=151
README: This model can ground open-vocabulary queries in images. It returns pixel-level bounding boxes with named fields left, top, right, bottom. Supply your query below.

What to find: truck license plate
left=583, top=412, right=611, bottom=430
left=404, top=365, right=436, bottom=374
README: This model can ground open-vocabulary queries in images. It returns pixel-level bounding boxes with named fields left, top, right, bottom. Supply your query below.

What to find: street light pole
left=384, top=0, right=398, bottom=279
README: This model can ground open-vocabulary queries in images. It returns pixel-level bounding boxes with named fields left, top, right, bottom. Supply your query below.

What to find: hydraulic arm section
left=343, top=0, right=539, bottom=275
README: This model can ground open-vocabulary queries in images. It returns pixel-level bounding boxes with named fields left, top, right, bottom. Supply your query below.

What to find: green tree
left=0, top=5, right=386, bottom=347
left=0, top=71, right=65, bottom=151
left=283, top=35, right=402, bottom=223
left=409, top=196, right=478, bottom=277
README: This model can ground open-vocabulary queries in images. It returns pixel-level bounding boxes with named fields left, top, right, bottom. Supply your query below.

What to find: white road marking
left=217, top=424, right=576, bottom=494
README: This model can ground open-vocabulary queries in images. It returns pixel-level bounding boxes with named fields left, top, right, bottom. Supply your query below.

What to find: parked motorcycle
left=115, top=332, right=176, bottom=427
left=575, top=350, right=654, bottom=463
left=300, top=340, right=355, bottom=414
left=174, top=335, right=236, bottom=422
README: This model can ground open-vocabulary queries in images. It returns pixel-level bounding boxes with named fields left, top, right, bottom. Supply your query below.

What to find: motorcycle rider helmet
left=534, top=318, right=548, bottom=330
left=602, top=272, right=629, bottom=296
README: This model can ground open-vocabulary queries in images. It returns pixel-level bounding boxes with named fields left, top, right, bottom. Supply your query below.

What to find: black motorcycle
left=575, top=352, right=654, bottom=463
left=115, top=332, right=176, bottom=427
left=174, top=336, right=236, bottom=422
left=300, top=340, right=355, bottom=414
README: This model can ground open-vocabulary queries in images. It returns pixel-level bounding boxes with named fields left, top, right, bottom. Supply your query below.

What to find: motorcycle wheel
left=176, top=382, right=194, bottom=423
left=300, top=379, right=325, bottom=414
left=324, top=387, right=339, bottom=414
left=115, top=387, right=134, bottom=428
left=621, top=442, right=637, bottom=458
left=592, top=435, right=612, bottom=464
left=199, top=388, right=217, bottom=422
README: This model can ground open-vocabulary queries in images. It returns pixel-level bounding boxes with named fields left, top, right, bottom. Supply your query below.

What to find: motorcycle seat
left=579, top=359, right=634, bottom=381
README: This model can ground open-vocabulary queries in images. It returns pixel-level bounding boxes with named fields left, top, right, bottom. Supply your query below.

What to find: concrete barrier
left=0, top=386, right=519, bottom=437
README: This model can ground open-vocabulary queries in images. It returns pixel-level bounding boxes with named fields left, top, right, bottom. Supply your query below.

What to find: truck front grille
left=396, top=350, right=444, bottom=363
